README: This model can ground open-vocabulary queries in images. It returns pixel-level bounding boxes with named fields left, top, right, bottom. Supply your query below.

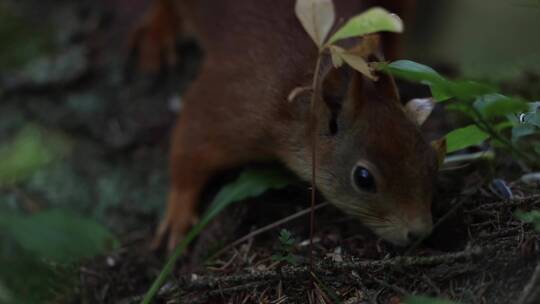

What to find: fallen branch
left=179, top=246, right=482, bottom=290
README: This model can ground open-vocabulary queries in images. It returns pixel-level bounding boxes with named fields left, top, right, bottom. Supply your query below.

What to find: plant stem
left=470, top=105, right=538, bottom=165
left=309, top=54, right=323, bottom=274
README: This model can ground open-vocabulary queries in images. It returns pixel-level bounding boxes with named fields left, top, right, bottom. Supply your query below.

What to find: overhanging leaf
left=446, top=81, right=496, bottom=101
left=446, top=125, right=490, bottom=153
left=377, top=60, right=451, bottom=101
left=378, top=60, right=496, bottom=102
left=473, top=94, right=528, bottom=119
left=295, top=0, right=335, bottom=48
left=327, top=7, right=403, bottom=44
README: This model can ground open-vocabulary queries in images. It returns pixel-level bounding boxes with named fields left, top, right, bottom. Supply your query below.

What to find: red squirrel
left=133, top=0, right=446, bottom=250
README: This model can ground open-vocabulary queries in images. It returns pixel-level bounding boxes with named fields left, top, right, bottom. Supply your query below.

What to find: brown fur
left=138, top=0, right=444, bottom=250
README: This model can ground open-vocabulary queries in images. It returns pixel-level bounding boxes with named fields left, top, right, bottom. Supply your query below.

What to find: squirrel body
left=137, top=0, right=445, bottom=250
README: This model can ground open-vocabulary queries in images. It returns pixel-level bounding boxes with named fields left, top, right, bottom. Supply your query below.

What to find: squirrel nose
left=405, top=221, right=433, bottom=244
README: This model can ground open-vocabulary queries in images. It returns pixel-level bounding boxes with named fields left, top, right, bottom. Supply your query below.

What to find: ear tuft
left=430, top=137, right=447, bottom=167
left=405, top=98, right=435, bottom=126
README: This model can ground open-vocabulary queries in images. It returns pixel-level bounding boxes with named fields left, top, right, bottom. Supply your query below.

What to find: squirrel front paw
left=152, top=189, right=197, bottom=253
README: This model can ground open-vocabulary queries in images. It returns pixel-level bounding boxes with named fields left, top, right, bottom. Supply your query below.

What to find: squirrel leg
left=129, top=0, right=181, bottom=73
left=153, top=119, right=249, bottom=252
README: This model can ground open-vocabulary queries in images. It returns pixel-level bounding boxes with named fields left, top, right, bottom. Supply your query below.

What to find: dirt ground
left=1, top=1, right=539, bottom=303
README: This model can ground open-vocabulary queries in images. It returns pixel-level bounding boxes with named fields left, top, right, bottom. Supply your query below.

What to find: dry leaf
left=339, top=52, right=376, bottom=80
left=295, top=0, right=335, bottom=48
left=329, top=45, right=345, bottom=67
left=405, top=97, right=435, bottom=125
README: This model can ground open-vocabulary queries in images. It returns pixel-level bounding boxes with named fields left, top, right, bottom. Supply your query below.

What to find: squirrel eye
left=352, top=166, right=377, bottom=193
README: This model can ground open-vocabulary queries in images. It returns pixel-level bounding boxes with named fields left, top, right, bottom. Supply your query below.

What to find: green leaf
left=1, top=211, right=118, bottom=263
left=512, top=124, right=536, bottom=142
left=405, top=295, right=458, bottom=304
left=524, top=112, right=540, bottom=128
left=473, top=94, right=529, bottom=119
left=0, top=125, right=71, bottom=185
left=445, top=80, right=495, bottom=101
left=141, top=167, right=294, bottom=304
left=327, top=7, right=403, bottom=45
left=295, top=0, right=335, bottom=48
left=204, top=168, right=294, bottom=220
left=378, top=60, right=451, bottom=101
left=446, top=125, right=490, bottom=153
left=378, top=60, right=496, bottom=102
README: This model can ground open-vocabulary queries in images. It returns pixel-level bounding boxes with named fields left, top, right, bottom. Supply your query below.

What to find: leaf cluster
left=295, top=0, right=403, bottom=78
left=379, top=60, right=540, bottom=164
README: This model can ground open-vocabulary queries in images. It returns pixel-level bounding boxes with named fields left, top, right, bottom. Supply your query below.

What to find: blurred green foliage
left=412, top=0, right=540, bottom=82
left=0, top=125, right=71, bottom=185
left=0, top=125, right=119, bottom=304
left=0, top=3, right=54, bottom=70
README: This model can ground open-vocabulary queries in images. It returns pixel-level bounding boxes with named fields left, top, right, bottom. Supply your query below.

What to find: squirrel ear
left=405, top=98, right=435, bottom=126
left=431, top=137, right=447, bottom=167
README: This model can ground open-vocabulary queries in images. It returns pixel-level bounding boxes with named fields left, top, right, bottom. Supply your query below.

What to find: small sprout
left=272, top=229, right=299, bottom=265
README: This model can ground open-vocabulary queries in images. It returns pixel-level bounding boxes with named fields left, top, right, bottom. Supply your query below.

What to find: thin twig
left=309, top=54, right=324, bottom=275
left=211, top=203, right=329, bottom=259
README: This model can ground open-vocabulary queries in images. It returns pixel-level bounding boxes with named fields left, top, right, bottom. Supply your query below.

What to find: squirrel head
left=296, top=64, right=446, bottom=246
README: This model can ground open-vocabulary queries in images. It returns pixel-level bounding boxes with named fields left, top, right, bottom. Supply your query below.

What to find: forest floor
left=0, top=0, right=539, bottom=303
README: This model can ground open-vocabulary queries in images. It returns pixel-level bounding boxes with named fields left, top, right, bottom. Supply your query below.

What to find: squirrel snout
left=370, top=215, right=433, bottom=246
left=405, top=220, right=433, bottom=244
